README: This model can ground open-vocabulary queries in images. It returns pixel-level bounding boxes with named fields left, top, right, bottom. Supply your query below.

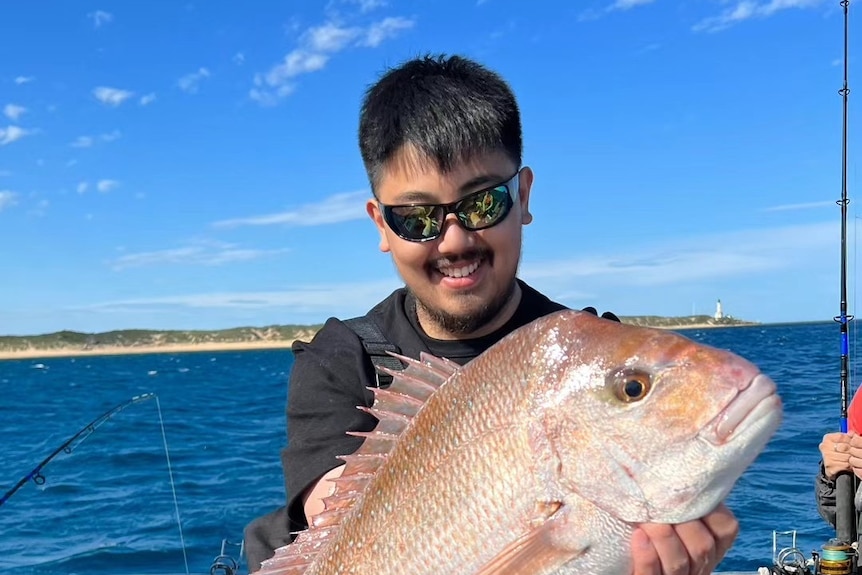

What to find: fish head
left=529, top=311, right=782, bottom=525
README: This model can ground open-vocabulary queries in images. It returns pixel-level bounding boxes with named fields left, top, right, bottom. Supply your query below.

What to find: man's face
left=366, top=147, right=534, bottom=339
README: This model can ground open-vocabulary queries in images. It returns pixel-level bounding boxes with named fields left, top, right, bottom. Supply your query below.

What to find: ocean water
left=0, top=321, right=854, bottom=574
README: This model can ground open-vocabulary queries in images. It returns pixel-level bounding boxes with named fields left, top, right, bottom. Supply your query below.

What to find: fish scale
left=256, top=310, right=783, bottom=575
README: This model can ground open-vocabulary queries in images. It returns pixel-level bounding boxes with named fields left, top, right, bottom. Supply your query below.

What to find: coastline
left=0, top=339, right=298, bottom=361
left=0, top=321, right=759, bottom=362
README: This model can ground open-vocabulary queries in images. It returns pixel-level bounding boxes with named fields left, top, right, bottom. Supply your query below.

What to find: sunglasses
left=380, top=171, right=521, bottom=242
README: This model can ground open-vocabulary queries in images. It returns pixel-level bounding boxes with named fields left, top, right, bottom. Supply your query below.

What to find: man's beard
left=411, top=279, right=518, bottom=337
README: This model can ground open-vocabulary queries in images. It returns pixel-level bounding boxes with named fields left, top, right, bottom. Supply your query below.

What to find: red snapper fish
left=256, top=309, right=783, bottom=575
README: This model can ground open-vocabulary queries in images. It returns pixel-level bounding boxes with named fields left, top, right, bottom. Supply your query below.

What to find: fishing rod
left=833, top=0, right=857, bottom=558
left=0, top=392, right=156, bottom=506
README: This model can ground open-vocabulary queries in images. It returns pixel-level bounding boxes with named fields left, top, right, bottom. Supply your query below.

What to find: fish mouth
left=700, top=373, right=781, bottom=446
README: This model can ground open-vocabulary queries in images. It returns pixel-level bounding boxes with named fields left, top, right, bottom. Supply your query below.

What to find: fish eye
left=611, top=369, right=652, bottom=403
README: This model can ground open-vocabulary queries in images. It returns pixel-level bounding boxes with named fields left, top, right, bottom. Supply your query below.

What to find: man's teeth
left=438, top=261, right=480, bottom=278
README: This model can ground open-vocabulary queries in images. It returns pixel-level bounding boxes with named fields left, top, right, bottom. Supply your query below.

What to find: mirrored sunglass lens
left=389, top=205, right=443, bottom=239
left=459, top=186, right=510, bottom=229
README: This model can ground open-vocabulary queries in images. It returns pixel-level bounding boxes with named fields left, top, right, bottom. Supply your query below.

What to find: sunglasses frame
left=379, top=170, right=522, bottom=243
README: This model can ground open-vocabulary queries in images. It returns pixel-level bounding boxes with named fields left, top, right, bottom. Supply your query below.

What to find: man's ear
left=517, top=166, right=534, bottom=225
left=367, top=198, right=391, bottom=253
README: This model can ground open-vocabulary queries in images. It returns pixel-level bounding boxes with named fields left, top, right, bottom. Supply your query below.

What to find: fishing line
left=154, top=394, right=190, bottom=575
left=0, top=391, right=191, bottom=575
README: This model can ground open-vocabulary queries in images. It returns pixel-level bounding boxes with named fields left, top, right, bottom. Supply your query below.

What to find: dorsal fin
left=253, top=351, right=462, bottom=575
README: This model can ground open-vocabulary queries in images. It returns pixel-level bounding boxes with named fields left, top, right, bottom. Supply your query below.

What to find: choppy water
left=0, top=321, right=854, bottom=574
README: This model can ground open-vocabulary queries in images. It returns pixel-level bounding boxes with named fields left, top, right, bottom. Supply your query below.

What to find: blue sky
left=0, top=0, right=857, bottom=335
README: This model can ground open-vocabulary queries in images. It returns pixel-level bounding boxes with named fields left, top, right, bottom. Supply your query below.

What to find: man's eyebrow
left=391, top=173, right=510, bottom=204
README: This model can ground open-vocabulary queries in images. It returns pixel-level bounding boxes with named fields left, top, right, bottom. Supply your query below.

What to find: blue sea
left=0, top=321, right=855, bottom=574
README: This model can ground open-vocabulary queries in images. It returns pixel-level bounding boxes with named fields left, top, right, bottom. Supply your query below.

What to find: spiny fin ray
left=252, top=349, right=462, bottom=574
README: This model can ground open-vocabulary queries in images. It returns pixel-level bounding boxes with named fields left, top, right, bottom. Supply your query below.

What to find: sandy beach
left=0, top=339, right=299, bottom=361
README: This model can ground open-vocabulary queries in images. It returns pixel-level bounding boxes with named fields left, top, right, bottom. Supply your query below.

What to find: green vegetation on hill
left=0, top=315, right=756, bottom=353
left=618, top=314, right=755, bottom=329
left=0, top=324, right=323, bottom=352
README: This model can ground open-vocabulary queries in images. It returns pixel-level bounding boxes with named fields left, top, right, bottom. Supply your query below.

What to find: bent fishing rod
left=0, top=392, right=156, bottom=507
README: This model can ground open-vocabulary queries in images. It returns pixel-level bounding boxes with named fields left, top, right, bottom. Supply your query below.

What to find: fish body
left=257, top=309, right=782, bottom=575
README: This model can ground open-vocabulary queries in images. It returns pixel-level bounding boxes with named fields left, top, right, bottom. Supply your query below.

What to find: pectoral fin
left=474, top=503, right=588, bottom=575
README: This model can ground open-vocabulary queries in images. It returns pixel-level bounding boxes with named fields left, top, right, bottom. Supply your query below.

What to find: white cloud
left=81, top=279, right=402, bottom=317
left=250, top=16, right=415, bottom=105
left=76, top=181, right=89, bottom=194
left=3, top=104, right=26, bottom=121
left=349, top=0, right=387, bottom=12
left=97, top=179, right=119, bottom=193
left=0, top=126, right=32, bottom=146
left=73, top=131, right=121, bottom=148
left=109, top=239, right=290, bottom=270
left=762, top=200, right=834, bottom=212
left=93, top=86, right=135, bottom=107
left=101, top=130, right=121, bottom=142
left=361, top=17, right=415, bottom=47
left=88, top=10, right=113, bottom=28
left=177, top=67, right=211, bottom=94
left=608, top=0, right=655, bottom=10
left=0, top=190, right=17, bottom=211
left=71, top=136, right=94, bottom=148
left=519, top=221, right=835, bottom=291
left=140, top=93, right=157, bottom=106
left=14, top=76, right=34, bottom=85
left=233, top=52, right=246, bottom=65
left=212, top=190, right=368, bottom=228
left=693, top=0, right=828, bottom=32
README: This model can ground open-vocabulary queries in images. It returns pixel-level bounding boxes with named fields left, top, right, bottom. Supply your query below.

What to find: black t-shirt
left=280, top=279, right=610, bottom=532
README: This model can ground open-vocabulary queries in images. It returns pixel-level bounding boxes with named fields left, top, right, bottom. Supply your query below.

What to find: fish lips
left=699, top=372, right=783, bottom=446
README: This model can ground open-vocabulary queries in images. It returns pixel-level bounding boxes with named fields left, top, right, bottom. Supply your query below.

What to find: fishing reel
left=210, top=538, right=245, bottom=575
left=766, top=532, right=858, bottom=575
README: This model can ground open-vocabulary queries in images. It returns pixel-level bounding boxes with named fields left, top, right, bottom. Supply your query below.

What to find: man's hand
left=821, top=432, right=854, bottom=479
left=630, top=504, right=738, bottom=575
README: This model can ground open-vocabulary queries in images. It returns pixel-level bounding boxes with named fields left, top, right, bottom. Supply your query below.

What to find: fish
left=255, top=309, right=783, bottom=575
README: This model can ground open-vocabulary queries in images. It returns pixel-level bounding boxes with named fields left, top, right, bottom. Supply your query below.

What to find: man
left=816, top=391, right=862, bottom=557
left=245, top=53, right=738, bottom=575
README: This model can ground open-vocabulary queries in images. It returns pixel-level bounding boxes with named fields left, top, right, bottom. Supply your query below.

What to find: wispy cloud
left=14, top=76, right=34, bottom=85
left=71, top=136, right=94, bottom=148
left=579, top=0, right=655, bottom=21
left=3, top=104, right=26, bottom=121
left=349, top=0, right=388, bottom=12
left=109, top=239, right=290, bottom=270
left=81, top=279, right=401, bottom=315
left=97, top=179, right=119, bottom=193
left=0, top=170, right=11, bottom=177
left=139, top=93, right=157, bottom=106
left=693, top=0, right=828, bottom=33
left=0, top=190, right=17, bottom=212
left=77, top=182, right=88, bottom=194
left=233, top=52, right=246, bottom=65
left=88, top=10, right=113, bottom=28
left=250, top=16, right=415, bottom=105
left=177, top=67, right=211, bottom=93
left=70, top=130, right=121, bottom=148
left=762, top=200, right=834, bottom=212
left=93, top=86, right=135, bottom=107
left=212, top=190, right=368, bottom=228
left=520, top=221, right=835, bottom=292
left=0, top=126, right=32, bottom=146
left=609, top=0, right=655, bottom=10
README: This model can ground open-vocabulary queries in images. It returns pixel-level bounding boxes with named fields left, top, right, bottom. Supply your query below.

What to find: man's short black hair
left=359, top=54, right=523, bottom=194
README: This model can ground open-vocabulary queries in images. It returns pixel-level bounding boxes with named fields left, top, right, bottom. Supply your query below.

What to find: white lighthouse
left=714, top=299, right=724, bottom=320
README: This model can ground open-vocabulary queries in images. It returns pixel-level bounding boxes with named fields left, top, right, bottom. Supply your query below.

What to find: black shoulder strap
left=343, top=316, right=404, bottom=387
